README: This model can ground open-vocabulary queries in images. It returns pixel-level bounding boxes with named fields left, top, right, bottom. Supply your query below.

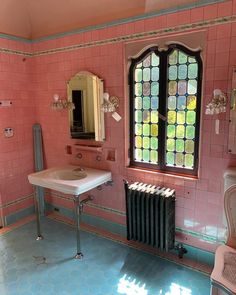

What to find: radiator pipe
left=175, top=243, right=187, bottom=258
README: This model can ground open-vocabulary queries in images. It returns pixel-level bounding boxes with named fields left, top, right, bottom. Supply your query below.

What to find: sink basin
left=28, top=165, right=112, bottom=195
left=50, top=168, right=87, bottom=181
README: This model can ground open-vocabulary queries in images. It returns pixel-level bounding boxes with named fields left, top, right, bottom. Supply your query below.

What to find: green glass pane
left=168, top=96, right=176, bottom=110
left=143, top=137, right=150, bottom=149
left=135, top=110, right=142, bottom=122
left=188, top=56, right=196, bottom=64
left=167, top=125, right=175, bottom=138
left=177, top=96, right=186, bottom=110
left=151, top=137, right=158, bottom=149
left=186, top=111, right=196, bottom=124
left=151, top=96, right=158, bottom=109
left=150, top=150, right=158, bottom=163
left=151, top=111, right=158, bottom=123
left=178, top=64, right=187, bottom=79
left=186, top=126, right=195, bottom=139
left=135, top=123, right=142, bottom=135
left=151, top=82, right=159, bottom=95
left=176, top=153, right=184, bottom=167
left=188, top=63, right=198, bottom=79
left=151, top=67, right=159, bottom=81
left=185, top=154, right=194, bottom=168
left=176, top=139, right=184, bottom=152
left=143, top=68, right=150, bottom=81
left=169, top=65, right=177, bottom=80
left=185, top=140, right=194, bottom=153
left=143, top=110, right=150, bottom=123
left=169, top=50, right=178, bottom=65
left=143, top=124, right=150, bottom=136
left=167, top=139, right=175, bottom=151
left=151, top=124, right=158, bottom=136
left=143, top=96, right=150, bottom=109
left=135, top=83, right=142, bottom=96
left=135, top=69, right=142, bottom=82
left=135, top=148, right=142, bottom=161
left=178, top=51, right=188, bottom=64
left=168, top=111, right=176, bottom=124
left=177, top=111, right=185, bottom=124
left=135, top=136, right=142, bottom=148
left=178, top=81, right=187, bottom=95
left=168, top=81, right=177, bottom=95
left=136, top=62, right=142, bottom=68
left=143, top=55, right=151, bottom=67
left=135, top=97, right=142, bottom=109
left=143, top=82, right=150, bottom=96
left=143, top=149, right=150, bottom=162
left=188, top=80, right=197, bottom=94
left=176, top=125, right=185, bottom=138
left=187, top=96, right=196, bottom=110
left=151, top=53, right=159, bottom=66
left=166, top=152, right=174, bottom=165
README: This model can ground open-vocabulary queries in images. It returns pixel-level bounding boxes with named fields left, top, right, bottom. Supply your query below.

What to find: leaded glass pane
left=165, top=48, right=199, bottom=169
left=132, top=51, right=160, bottom=164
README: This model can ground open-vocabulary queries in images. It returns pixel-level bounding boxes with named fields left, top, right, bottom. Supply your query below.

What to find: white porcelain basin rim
left=50, top=169, right=87, bottom=180
left=28, top=165, right=112, bottom=195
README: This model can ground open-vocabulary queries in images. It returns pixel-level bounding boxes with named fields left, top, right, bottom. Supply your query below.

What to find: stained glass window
left=129, top=45, right=202, bottom=176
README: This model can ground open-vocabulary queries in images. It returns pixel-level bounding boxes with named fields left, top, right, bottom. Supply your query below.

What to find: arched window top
left=129, top=44, right=202, bottom=176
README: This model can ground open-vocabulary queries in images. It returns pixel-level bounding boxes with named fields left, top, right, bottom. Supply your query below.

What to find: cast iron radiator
left=124, top=182, right=176, bottom=252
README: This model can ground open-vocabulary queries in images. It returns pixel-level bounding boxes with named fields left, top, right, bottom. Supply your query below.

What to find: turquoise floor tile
left=0, top=218, right=210, bottom=295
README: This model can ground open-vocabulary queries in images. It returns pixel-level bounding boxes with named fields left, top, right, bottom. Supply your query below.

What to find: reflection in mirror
left=68, top=72, right=105, bottom=141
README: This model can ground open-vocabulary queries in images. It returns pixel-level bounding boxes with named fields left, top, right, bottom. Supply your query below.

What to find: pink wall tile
left=1, top=2, right=236, bottom=251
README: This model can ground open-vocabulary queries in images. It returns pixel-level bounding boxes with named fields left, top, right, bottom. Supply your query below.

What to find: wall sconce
left=101, top=92, right=121, bottom=121
left=205, top=89, right=227, bottom=134
left=205, top=89, right=227, bottom=115
left=51, top=94, right=75, bottom=110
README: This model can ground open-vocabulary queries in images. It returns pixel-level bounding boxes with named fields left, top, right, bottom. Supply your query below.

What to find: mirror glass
left=68, top=71, right=105, bottom=141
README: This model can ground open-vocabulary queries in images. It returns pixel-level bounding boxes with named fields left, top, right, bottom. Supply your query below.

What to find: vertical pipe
left=73, top=196, right=83, bottom=259
left=34, top=188, right=43, bottom=240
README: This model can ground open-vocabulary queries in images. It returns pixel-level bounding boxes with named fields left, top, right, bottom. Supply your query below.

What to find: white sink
left=28, top=165, right=112, bottom=195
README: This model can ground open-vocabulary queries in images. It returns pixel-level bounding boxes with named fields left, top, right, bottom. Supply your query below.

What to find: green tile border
left=0, top=0, right=226, bottom=43
left=45, top=202, right=215, bottom=266
left=0, top=12, right=236, bottom=57
left=4, top=205, right=35, bottom=226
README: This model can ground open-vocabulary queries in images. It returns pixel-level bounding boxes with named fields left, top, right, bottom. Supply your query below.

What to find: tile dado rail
left=0, top=15, right=236, bottom=58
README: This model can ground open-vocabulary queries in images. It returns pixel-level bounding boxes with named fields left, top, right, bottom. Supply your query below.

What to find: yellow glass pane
left=187, top=96, right=196, bottom=110
left=177, top=111, right=185, bottom=124
left=135, top=136, right=142, bottom=148
left=167, top=111, right=176, bottom=124
left=151, top=124, right=158, bottom=136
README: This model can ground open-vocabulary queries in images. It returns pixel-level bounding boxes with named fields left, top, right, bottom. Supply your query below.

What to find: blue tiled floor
left=0, top=218, right=210, bottom=295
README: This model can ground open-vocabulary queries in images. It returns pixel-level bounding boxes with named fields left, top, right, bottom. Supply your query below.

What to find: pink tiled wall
left=1, top=0, right=236, bottom=250
left=0, top=40, right=35, bottom=223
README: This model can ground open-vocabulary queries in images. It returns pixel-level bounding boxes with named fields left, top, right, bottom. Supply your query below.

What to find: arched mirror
left=68, top=71, right=105, bottom=141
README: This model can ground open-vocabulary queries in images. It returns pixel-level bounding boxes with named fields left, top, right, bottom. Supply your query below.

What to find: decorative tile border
left=0, top=0, right=226, bottom=43
left=0, top=14, right=236, bottom=57
left=46, top=192, right=224, bottom=245
left=0, top=194, right=34, bottom=209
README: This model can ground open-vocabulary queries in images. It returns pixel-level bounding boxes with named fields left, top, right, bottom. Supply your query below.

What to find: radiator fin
left=125, top=182, right=175, bottom=252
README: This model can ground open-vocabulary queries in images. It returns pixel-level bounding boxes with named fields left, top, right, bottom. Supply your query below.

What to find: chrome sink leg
left=34, top=188, right=43, bottom=240
left=74, top=195, right=83, bottom=259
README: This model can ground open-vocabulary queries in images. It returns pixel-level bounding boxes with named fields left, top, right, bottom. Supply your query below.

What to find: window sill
left=126, top=165, right=199, bottom=181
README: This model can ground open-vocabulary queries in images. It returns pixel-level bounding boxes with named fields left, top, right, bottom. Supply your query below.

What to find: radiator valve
left=175, top=243, right=187, bottom=259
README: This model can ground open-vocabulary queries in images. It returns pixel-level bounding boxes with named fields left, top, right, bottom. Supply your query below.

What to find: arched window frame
left=129, top=44, right=202, bottom=176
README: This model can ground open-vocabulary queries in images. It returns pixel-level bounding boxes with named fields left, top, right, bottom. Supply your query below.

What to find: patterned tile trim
left=0, top=14, right=236, bottom=57
left=0, top=47, right=32, bottom=56
left=47, top=192, right=223, bottom=245
left=0, top=193, right=34, bottom=209
left=0, top=0, right=226, bottom=43
left=48, top=211, right=213, bottom=274
left=176, top=227, right=224, bottom=244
